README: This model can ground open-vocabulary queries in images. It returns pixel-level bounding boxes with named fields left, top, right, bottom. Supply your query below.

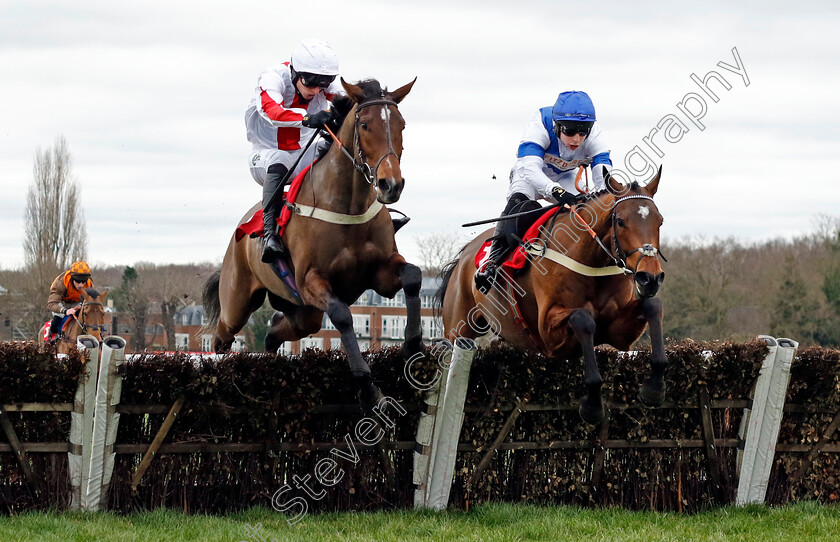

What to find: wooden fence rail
left=2, top=335, right=839, bottom=513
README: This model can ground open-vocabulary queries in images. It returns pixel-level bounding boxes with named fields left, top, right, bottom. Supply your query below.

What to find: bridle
left=607, top=195, right=667, bottom=274
left=327, top=97, right=401, bottom=186
left=72, top=299, right=106, bottom=336
left=564, top=194, right=667, bottom=276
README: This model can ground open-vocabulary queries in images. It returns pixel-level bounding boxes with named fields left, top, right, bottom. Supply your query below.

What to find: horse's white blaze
left=381, top=106, right=389, bottom=122
left=638, top=205, right=650, bottom=219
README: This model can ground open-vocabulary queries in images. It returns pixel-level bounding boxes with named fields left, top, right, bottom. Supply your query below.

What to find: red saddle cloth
left=234, top=162, right=315, bottom=242
left=474, top=206, right=561, bottom=272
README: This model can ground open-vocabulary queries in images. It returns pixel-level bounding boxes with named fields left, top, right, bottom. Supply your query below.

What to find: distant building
left=277, top=276, right=444, bottom=355
left=112, top=276, right=442, bottom=354
left=171, top=304, right=246, bottom=352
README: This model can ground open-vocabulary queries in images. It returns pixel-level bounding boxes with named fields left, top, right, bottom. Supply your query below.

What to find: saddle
left=475, top=205, right=563, bottom=274
left=42, top=314, right=73, bottom=343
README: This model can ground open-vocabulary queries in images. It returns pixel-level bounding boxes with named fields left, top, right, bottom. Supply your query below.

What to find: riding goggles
left=554, top=121, right=593, bottom=138
left=298, top=72, right=336, bottom=89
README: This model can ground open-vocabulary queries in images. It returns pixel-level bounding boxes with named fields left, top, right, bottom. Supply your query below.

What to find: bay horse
left=203, top=78, right=423, bottom=409
left=46, top=289, right=109, bottom=354
left=437, top=170, right=667, bottom=424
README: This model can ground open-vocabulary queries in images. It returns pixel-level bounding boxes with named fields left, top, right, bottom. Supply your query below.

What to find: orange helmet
left=69, top=261, right=91, bottom=282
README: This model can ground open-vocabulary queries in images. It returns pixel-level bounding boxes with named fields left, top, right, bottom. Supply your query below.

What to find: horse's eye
left=616, top=218, right=626, bottom=228
left=360, top=122, right=369, bottom=130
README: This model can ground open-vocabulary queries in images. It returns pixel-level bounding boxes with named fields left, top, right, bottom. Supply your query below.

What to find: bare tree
left=144, top=263, right=213, bottom=350
left=112, top=266, right=148, bottom=351
left=22, top=135, right=88, bottom=289
left=415, top=232, right=463, bottom=275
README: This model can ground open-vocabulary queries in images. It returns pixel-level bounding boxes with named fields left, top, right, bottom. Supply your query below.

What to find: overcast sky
left=2, top=0, right=838, bottom=271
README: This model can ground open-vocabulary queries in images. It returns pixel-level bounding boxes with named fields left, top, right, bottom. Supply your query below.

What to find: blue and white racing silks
left=508, top=106, right=612, bottom=200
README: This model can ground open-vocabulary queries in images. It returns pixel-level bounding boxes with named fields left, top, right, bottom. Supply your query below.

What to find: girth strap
left=291, top=199, right=383, bottom=225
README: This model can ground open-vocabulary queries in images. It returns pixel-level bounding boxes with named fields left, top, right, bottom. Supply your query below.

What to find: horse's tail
left=434, top=246, right=466, bottom=315
left=202, top=269, right=222, bottom=333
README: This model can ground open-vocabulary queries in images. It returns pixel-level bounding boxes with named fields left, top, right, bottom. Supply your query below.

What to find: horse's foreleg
left=569, top=308, right=603, bottom=425
left=638, top=296, right=667, bottom=406
left=303, top=274, right=383, bottom=411
left=399, top=263, right=425, bottom=356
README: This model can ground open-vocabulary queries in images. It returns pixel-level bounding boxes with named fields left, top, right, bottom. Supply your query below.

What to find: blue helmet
left=552, top=91, right=596, bottom=139
left=552, top=91, right=596, bottom=122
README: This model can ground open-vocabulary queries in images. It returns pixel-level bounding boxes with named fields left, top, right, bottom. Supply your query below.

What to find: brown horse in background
left=437, top=170, right=667, bottom=423
left=46, top=289, right=108, bottom=354
left=203, top=78, right=423, bottom=409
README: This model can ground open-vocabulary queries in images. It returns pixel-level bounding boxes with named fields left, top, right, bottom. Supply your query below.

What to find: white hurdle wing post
left=736, top=335, right=798, bottom=505
left=423, top=337, right=477, bottom=510
left=68, top=335, right=99, bottom=511
left=413, top=343, right=451, bottom=509
left=85, top=336, right=126, bottom=511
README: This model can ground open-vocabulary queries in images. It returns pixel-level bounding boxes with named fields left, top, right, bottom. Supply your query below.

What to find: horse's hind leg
left=264, top=306, right=323, bottom=353
left=216, top=289, right=265, bottom=352
left=569, top=308, right=604, bottom=425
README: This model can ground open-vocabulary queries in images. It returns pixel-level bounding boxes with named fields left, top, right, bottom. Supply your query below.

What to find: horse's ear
left=81, top=289, right=91, bottom=302
left=389, top=77, right=417, bottom=104
left=341, top=77, right=364, bottom=103
left=645, top=165, right=662, bottom=196
left=100, top=289, right=109, bottom=300
left=606, top=169, right=625, bottom=195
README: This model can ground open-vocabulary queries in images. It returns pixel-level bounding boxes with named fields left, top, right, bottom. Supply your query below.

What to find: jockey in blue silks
left=474, top=90, right=613, bottom=292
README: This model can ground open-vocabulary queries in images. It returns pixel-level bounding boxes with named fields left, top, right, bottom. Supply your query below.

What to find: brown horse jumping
left=45, top=289, right=109, bottom=354
left=203, top=78, right=423, bottom=409
left=437, top=170, right=667, bottom=423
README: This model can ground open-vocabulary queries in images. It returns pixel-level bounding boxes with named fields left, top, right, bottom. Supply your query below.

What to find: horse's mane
left=353, top=79, right=387, bottom=102
left=580, top=181, right=642, bottom=203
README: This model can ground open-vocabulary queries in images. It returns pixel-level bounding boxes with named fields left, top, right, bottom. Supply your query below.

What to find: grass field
left=1, top=502, right=838, bottom=542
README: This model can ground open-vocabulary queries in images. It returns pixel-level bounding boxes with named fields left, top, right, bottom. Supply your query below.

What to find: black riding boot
left=49, top=314, right=62, bottom=337
left=261, top=163, right=290, bottom=263
left=474, top=193, right=529, bottom=293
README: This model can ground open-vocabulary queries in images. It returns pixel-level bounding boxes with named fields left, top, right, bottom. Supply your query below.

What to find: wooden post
left=468, top=401, right=525, bottom=489
left=130, top=395, right=187, bottom=491
left=699, top=386, right=725, bottom=503
left=0, top=405, right=40, bottom=494
left=788, top=406, right=840, bottom=488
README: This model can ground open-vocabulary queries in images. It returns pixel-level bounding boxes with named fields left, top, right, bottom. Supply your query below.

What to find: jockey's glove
left=551, top=186, right=578, bottom=207
left=302, top=110, right=336, bottom=130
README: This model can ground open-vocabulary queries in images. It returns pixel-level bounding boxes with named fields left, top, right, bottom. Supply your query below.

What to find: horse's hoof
left=638, top=381, right=666, bottom=407
left=578, top=399, right=604, bottom=425
left=357, top=375, right=385, bottom=412
left=401, top=335, right=426, bottom=357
